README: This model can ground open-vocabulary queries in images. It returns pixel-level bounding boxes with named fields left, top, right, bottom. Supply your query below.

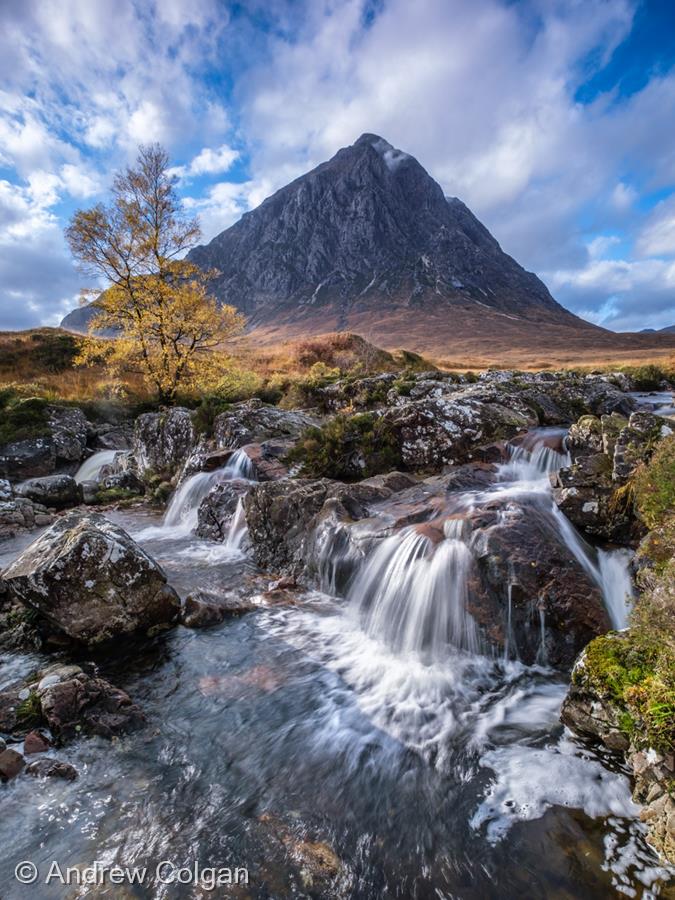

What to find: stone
left=133, top=407, right=195, bottom=477
left=2, top=512, right=180, bottom=646
left=213, top=400, right=317, bottom=448
left=0, top=496, right=55, bottom=537
left=196, top=480, right=249, bottom=541
left=25, top=758, right=78, bottom=781
left=180, top=590, right=256, bottom=628
left=23, top=730, right=50, bottom=754
left=0, top=748, right=25, bottom=781
left=48, top=406, right=89, bottom=465
left=15, top=474, right=82, bottom=509
left=36, top=664, right=145, bottom=742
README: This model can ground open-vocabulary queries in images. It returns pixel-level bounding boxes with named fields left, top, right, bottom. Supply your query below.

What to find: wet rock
left=259, top=813, right=342, bottom=890
left=213, top=400, right=317, bottom=448
left=196, top=480, right=249, bottom=541
left=0, top=478, right=12, bottom=500
left=0, top=747, right=25, bottom=781
left=180, top=589, right=256, bottom=628
left=0, top=496, right=55, bottom=537
left=80, top=480, right=100, bottom=505
left=2, top=512, right=180, bottom=646
left=550, top=454, right=627, bottom=541
left=25, top=758, right=78, bottom=781
left=631, top=749, right=675, bottom=862
left=36, top=664, right=145, bottom=742
left=469, top=498, right=610, bottom=668
left=23, top=729, right=51, bottom=754
left=133, top=407, right=195, bottom=477
left=0, top=737, right=5, bottom=752
left=15, top=474, right=82, bottom=509
left=244, top=478, right=391, bottom=578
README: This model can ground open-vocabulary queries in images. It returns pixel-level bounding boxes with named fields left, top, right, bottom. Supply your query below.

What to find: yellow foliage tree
left=66, top=144, right=245, bottom=404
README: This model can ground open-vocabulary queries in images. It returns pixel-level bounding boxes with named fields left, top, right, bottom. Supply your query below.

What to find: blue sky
left=0, top=0, right=674, bottom=332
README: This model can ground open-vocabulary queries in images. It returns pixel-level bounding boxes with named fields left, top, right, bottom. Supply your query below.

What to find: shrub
left=621, top=364, right=672, bottom=391
left=288, top=412, right=402, bottom=480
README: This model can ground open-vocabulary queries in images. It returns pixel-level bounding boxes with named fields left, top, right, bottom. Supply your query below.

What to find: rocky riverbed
left=0, top=369, right=673, bottom=898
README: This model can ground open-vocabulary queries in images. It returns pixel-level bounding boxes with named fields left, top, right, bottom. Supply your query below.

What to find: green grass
left=633, top=436, right=675, bottom=529
left=0, top=395, right=51, bottom=446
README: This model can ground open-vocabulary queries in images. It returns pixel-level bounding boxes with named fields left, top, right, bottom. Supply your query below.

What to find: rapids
left=0, top=429, right=671, bottom=898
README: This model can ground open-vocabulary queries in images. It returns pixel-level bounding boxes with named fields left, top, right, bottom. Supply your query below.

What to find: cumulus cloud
left=170, top=143, right=240, bottom=182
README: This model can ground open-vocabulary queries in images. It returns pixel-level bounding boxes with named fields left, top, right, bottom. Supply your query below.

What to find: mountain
left=642, top=325, right=675, bottom=334
left=61, top=133, right=675, bottom=361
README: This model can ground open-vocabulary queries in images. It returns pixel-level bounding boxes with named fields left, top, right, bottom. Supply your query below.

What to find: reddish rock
left=23, top=730, right=50, bottom=755
left=0, top=748, right=25, bottom=781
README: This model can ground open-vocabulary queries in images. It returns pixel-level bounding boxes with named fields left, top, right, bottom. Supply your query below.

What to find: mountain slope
left=61, top=133, right=675, bottom=360
left=187, top=133, right=578, bottom=333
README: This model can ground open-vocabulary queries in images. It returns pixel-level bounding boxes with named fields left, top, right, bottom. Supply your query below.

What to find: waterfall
left=74, top=450, right=118, bottom=483
left=162, top=448, right=255, bottom=538
left=348, top=517, right=480, bottom=660
left=499, top=441, right=571, bottom=482
left=225, top=498, right=248, bottom=550
left=597, top=549, right=634, bottom=630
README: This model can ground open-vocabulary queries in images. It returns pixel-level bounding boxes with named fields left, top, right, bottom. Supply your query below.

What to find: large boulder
left=213, top=400, right=317, bottom=448
left=15, top=474, right=82, bottom=509
left=133, top=407, right=195, bottom=477
left=382, top=388, right=537, bottom=470
left=612, top=412, right=666, bottom=482
left=0, top=405, right=89, bottom=480
left=2, top=513, right=180, bottom=646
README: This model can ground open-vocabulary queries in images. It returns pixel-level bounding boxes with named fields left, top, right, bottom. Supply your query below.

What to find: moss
left=288, top=412, right=402, bottom=481
left=93, top=487, right=139, bottom=505
left=580, top=560, right=675, bottom=753
left=16, top=690, right=43, bottom=729
left=0, top=396, right=51, bottom=446
left=633, top=436, right=675, bottom=529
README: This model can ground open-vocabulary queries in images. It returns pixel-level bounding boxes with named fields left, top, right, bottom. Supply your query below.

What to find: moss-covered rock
left=632, top=435, right=675, bottom=530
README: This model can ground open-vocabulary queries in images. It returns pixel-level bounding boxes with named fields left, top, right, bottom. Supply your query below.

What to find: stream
left=0, top=428, right=673, bottom=898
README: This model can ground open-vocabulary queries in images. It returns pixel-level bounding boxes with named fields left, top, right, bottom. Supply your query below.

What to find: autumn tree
left=66, top=144, right=244, bottom=404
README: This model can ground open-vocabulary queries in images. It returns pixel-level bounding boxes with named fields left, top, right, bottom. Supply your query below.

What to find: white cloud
left=170, top=143, right=240, bottom=181
left=637, top=196, right=675, bottom=257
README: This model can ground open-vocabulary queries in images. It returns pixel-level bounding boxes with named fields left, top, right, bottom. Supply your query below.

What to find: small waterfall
left=74, top=450, right=118, bottom=483
left=598, top=549, right=634, bottom=630
left=225, top=498, right=248, bottom=550
left=499, top=441, right=571, bottom=482
left=550, top=504, right=634, bottom=629
left=163, top=448, right=255, bottom=538
left=348, top=517, right=480, bottom=660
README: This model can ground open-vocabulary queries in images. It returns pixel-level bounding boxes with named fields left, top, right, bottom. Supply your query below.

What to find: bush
left=288, top=412, right=402, bottom=480
left=621, top=363, right=672, bottom=391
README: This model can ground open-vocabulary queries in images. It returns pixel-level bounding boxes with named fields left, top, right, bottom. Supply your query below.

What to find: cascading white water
left=160, top=448, right=255, bottom=538
left=225, top=498, right=248, bottom=550
left=348, top=517, right=480, bottom=660
left=74, top=450, right=118, bottom=483
left=499, top=440, right=571, bottom=481
left=597, top=549, right=634, bottom=629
